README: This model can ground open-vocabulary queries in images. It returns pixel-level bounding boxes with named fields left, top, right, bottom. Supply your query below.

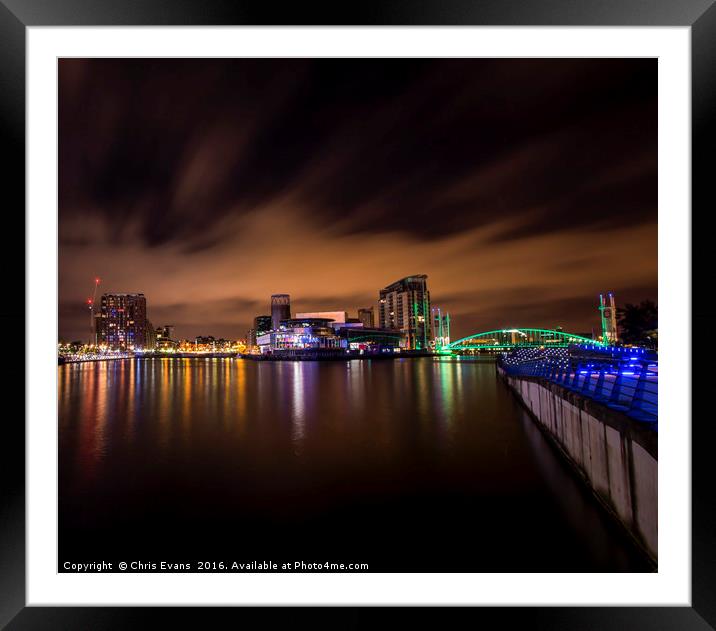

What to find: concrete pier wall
left=498, top=367, right=657, bottom=562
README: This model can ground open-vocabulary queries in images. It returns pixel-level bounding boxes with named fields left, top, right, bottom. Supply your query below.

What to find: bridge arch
left=445, top=328, right=603, bottom=351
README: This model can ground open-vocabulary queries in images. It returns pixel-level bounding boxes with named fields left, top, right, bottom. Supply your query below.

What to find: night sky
left=58, top=58, right=657, bottom=342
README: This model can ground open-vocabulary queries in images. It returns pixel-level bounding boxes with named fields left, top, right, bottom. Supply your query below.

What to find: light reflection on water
left=58, top=357, right=651, bottom=571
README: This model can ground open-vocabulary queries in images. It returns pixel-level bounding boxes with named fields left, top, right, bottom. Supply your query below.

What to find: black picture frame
left=2, top=0, right=711, bottom=627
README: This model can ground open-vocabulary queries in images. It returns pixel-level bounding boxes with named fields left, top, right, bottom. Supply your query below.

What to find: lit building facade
left=295, top=311, right=347, bottom=323
left=96, top=293, right=148, bottom=349
left=194, top=336, right=233, bottom=351
left=248, top=314, right=272, bottom=347
left=156, top=324, right=175, bottom=340
left=145, top=320, right=157, bottom=349
left=337, top=326, right=403, bottom=354
left=431, top=306, right=451, bottom=349
left=271, top=294, right=291, bottom=331
left=257, top=317, right=346, bottom=356
left=358, top=307, right=375, bottom=328
left=378, top=275, right=431, bottom=350
left=254, top=315, right=272, bottom=335
left=599, top=292, right=619, bottom=344
left=154, top=325, right=178, bottom=350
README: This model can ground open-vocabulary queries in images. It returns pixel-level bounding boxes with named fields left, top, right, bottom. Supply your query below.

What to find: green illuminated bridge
left=444, top=328, right=605, bottom=352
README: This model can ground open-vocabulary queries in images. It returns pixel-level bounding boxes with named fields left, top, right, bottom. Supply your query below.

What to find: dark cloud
left=58, top=58, right=657, bottom=342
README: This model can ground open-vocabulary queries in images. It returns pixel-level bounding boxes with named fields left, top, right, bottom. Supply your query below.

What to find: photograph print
left=58, top=58, right=658, bottom=574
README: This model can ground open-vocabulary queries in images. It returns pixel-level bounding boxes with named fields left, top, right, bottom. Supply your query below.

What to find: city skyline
left=59, top=58, right=657, bottom=342
left=72, top=278, right=639, bottom=347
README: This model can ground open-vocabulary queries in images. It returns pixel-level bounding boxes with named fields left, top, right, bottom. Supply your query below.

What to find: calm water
left=59, top=357, right=651, bottom=571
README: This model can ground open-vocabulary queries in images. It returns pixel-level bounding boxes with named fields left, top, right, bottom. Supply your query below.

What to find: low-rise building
left=295, top=311, right=347, bottom=324
left=336, top=326, right=404, bottom=354
left=257, top=317, right=347, bottom=357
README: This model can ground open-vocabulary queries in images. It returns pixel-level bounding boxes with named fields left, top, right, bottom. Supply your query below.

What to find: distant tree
left=617, top=300, right=658, bottom=348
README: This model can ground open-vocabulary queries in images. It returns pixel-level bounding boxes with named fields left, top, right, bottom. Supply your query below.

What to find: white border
left=27, top=26, right=691, bottom=605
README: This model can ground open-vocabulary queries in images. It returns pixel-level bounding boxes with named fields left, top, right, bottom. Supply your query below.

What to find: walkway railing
left=498, top=345, right=658, bottom=426
left=59, top=351, right=135, bottom=363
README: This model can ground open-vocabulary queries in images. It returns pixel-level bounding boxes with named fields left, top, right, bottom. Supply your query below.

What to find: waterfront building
left=156, top=324, right=175, bottom=340
left=295, top=311, right=347, bottom=324
left=336, top=326, right=404, bottom=354
left=95, top=293, right=148, bottom=349
left=249, top=314, right=272, bottom=347
left=271, top=294, right=291, bottom=331
left=155, top=324, right=178, bottom=350
left=431, top=306, right=451, bottom=349
left=358, top=307, right=375, bottom=328
left=192, top=336, right=233, bottom=352
left=257, top=317, right=346, bottom=357
left=378, top=275, right=431, bottom=350
left=157, top=338, right=179, bottom=351
left=254, top=315, right=272, bottom=335
left=145, top=320, right=157, bottom=349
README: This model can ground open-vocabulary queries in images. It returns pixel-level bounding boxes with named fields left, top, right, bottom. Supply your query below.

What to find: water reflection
left=59, top=357, right=650, bottom=571
left=291, top=361, right=306, bottom=452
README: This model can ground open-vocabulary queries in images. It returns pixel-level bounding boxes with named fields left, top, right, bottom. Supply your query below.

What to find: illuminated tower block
left=378, top=275, right=431, bottom=350
left=95, top=293, right=148, bottom=349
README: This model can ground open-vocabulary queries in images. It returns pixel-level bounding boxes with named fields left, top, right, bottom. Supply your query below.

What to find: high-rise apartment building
left=271, top=294, right=291, bottom=330
left=96, top=293, right=148, bottom=349
left=378, top=275, right=431, bottom=350
left=358, top=307, right=375, bottom=328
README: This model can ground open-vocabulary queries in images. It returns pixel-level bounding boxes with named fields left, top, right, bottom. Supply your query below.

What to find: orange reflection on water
left=124, top=358, right=137, bottom=445
left=181, top=358, right=192, bottom=440
left=75, top=363, right=109, bottom=484
left=235, top=358, right=247, bottom=436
